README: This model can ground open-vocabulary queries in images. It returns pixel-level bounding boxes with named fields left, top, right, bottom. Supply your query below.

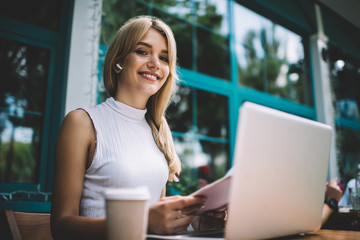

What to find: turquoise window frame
left=174, top=0, right=316, bottom=167
left=0, top=0, right=74, bottom=212
left=0, top=17, right=56, bottom=193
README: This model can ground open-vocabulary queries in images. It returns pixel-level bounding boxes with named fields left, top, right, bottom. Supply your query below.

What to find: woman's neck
left=113, top=92, right=148, bottom=110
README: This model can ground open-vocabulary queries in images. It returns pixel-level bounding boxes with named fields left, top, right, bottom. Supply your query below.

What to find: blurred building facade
left=0, top=0, right=359, bottom=212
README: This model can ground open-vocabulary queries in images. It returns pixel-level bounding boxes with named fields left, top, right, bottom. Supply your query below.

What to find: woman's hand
left=148, top=195, right=205, bottom=234
left=191, top=210, right=227, bottom=231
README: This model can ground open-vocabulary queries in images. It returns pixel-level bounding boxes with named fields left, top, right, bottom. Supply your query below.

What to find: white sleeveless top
left=79, top=97, right=169, bottom=218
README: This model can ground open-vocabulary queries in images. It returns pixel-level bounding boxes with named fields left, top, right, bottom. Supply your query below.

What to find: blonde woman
left=51, top=16, right=208, bottom=239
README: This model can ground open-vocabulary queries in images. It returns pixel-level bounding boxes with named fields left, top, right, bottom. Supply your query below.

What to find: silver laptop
left=147, top=102, right=332, bottom=240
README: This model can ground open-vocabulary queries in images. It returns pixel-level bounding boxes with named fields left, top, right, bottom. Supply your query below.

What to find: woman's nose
left=147, top=55, right=160, bottom=70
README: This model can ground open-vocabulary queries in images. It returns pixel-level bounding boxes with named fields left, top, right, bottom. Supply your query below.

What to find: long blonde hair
left=103, top=16, right=181, bottom=181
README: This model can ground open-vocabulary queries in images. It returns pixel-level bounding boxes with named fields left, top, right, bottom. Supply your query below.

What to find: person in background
left=321, top=179, right=343, bottom=226
left=339, top=178, right=355, bottom=207
left=50, top=16, right=223, bottom=240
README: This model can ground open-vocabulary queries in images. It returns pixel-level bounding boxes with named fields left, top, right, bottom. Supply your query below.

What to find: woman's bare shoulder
left=62, top=109, right=92, bottom=126
left=59, top=109, right=94, bottom=139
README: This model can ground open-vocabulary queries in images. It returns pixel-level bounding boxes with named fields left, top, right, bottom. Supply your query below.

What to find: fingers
left=148, top=196, right=206, bottom=235
left=166, top=195, right=206, bottom=208
left=325, top=181, right=343, bottom=201
left=328, top=179, right=338, bottom=187
left=181, top=203, right=204, bottom=216
left=160, top=195, right=206, bottom=216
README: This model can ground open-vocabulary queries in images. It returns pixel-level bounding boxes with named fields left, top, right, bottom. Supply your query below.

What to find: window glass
left=328, top=45, right=360, bottom=186
left=328, top=46, right=360, bottom=122
left=101, top=0, right=148, bottom=45
left=197, top=89, right=228, bottom=139
left=234, top=3, right=312, bottom=106
left=166, top=85, right=229, bottom=195
left=197, top=27, right=230, bottom=80
left=238, top=45, right=264, bottom=91
left=167, top=137, right=229, bottom=196
left=166, top=85, right=193, bottom=133
left=151, top=0, right=228, bottom=35
left=0, top=38, right=50, bottom=183
left=0, top=0, right=62, bottom=32
left=336, top=127, right=360, bottom=185
left=199, top=140, right=229, bottom=181
left=192, top=0, right=228, bottom=35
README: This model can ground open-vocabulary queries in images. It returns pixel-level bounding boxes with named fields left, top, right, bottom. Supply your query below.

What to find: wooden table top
left=277, top=229, right=360, bottom=239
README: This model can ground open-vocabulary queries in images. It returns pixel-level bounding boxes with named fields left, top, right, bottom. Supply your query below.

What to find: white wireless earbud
left=116, top=63, right=123, bottom=71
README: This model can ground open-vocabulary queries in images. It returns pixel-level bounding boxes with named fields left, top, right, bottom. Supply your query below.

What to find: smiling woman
left=50, top=16, right=221, bottom=240
left=114, top=28, right=170, bottom=109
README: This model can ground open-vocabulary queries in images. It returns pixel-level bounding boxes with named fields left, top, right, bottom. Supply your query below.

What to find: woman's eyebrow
left=137, top=41, right=152, bottom=48
left=137, top=41, right=168, bottom=54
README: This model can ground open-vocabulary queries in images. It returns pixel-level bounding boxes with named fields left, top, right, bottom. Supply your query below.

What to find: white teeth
left=142, top=73, right=157, bottom=80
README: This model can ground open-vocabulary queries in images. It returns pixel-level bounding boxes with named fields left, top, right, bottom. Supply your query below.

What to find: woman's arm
left=51, top=110, right=106, bottom=240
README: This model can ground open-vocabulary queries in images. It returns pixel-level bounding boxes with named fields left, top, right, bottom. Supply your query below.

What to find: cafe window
left=166, top=85, right=229, bottom=195
left=0, top=38, right=50, bottom=184
left=0, top=0, right=72, bottom=212
left=233, top=3, right=312, bottom=106
left=336, top=127, right=360, bottom=184
left=328, top=45, right=360, bottom=185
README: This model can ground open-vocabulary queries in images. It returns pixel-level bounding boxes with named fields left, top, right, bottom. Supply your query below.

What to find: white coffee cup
left=105, top=187, right=150, bottom=240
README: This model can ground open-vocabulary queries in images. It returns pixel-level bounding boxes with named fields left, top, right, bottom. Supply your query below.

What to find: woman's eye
left=135, top=49, right=147, bottom=55
left=160, top=56, right=169, bottom=63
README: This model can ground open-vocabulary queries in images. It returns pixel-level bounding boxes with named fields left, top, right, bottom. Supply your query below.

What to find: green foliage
left=166, top=175, right=204, bottom=196
left=0, top=141, right=36, bottom=183
left=240, top=25, right=283, bottom=92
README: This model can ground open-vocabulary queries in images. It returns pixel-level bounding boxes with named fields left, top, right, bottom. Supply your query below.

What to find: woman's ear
left=114, top=63, right=122, bottom=73
left=113, top=63, right=122, bottom=73
left=113, top=57, right=123, bottom=74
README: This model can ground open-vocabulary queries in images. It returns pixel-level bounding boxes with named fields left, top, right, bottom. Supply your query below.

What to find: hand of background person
left=321, top=179, right=344, bottom=226
left=191, top=210, right=227, bottom=231
left=147, top=195, right=205, bottom=234
left=325, top=179, right=343, bottom=202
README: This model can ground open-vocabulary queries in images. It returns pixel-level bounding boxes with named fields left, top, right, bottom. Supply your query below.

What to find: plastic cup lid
left=104, top=186, right=150, bottom=200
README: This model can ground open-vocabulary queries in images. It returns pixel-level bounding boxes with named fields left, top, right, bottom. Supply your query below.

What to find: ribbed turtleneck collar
left=105, top=97, right=147, bottom=122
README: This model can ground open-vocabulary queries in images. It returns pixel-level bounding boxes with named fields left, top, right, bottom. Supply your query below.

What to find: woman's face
left=116, top=28, right=170, bottom=108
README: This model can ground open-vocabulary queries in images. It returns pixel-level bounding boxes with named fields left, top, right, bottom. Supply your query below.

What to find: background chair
left=0, top=210, right=53, bottom=240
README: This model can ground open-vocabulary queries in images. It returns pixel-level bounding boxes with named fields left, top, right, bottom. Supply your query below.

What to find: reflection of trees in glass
left=166, top=85, right=229, bottom=195
left=239, top=26, right=308, bottom=104
left=166, top=85, right=192, bottom=133
left=151, top=0, right=224, bottom=32
left=329, top=46, right=360, bottom=118
left=197, top=90, right=228, bottom=138
left=197, top=28, right=230, bottom=80
left=239, top=26, right=282, bottom=93
left=336, top=128, right=360, bottom=185
left=200, top=141, right=229, bottom=180
left=100, top=0, right=148, bottom=45
left=0, top=38, right=49, bottom=183
left=329, top=47, right=360, bottom=186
